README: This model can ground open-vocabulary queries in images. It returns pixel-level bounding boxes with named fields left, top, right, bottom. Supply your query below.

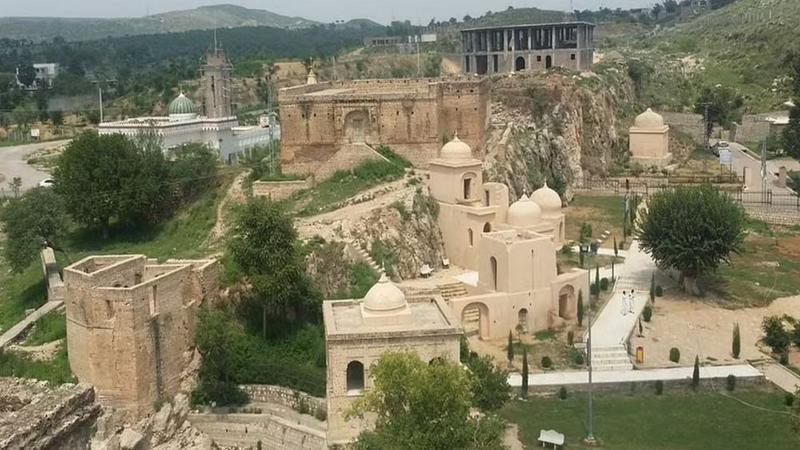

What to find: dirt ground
left=631, top=292, right=800, bottom=368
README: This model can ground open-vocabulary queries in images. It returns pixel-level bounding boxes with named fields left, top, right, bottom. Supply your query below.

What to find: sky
left=0, top=0, right=656, bottom=24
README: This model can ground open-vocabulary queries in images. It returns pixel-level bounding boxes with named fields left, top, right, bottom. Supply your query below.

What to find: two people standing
left=620, top=289, right=636, bottom=315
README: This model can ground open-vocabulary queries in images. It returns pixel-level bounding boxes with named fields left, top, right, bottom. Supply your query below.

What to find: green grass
left=348, top=262, right=380, bottom=299
left=23, top=311, right=67, bottom=346
left=565, top=194, right=626, bottom=249
left=0, top=263, right=47, bottom=333
left=501, top=387, right=798, bottom=450
left=0, top=344, right=74, bottom=384
left=258, top=172, right=307, bottom=182
left=285, top=156, right=407, bottom=217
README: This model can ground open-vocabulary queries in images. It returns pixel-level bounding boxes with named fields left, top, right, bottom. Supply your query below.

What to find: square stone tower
left=200, top=50, right=234, bottom=118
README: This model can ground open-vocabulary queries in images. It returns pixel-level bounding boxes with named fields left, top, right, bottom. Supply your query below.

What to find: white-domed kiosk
left=629, top=107, right=671, bottom=168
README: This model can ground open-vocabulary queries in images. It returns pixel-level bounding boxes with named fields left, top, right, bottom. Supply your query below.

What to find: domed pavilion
left=629, top=107, right=672, bottom=168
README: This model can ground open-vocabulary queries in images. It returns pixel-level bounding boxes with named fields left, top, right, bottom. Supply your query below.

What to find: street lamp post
left=584, top=268, right=597, bottom=445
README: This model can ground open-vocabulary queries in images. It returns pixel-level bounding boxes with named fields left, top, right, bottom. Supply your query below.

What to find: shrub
left=691, top=356, right=700, bottom=390
left=567, top=330, right=574, bottom=346
left=655, top=380, right=664, bottom=395
left=579, top=222, right=593, bottom=241
left=726, top=374, right=736, bottom=392
left=541, top=356, right=553, bottom=369
left=732, top=323, right=741, bottom=359
left=779, top=352, right=789, bottom=365
left=642, top=305, right=653, bottom=322
left=785, top=393, right=795, bottom=407
left=600, top=277, right=610, bottom=291
left=571, top=349, right=584, bottom=366
left=561, top=245, right=574, bottom=255
left=669, top=347, right=681, bottom=363
left=590, top=283, right=600, bottom=296
left=655, top=285, right=663, bottom=297
left=762, top=316, right=790, bottom=353
left=558, top=386, right=568, bottom=400
left=314, top=407, right=327, bottom=421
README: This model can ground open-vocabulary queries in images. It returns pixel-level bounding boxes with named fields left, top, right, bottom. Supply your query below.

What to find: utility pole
left=701, top=102, right=712, bottom=173
left=584, top=268, right=596, bottom=445
left=91, top=78, right=116, bottom=124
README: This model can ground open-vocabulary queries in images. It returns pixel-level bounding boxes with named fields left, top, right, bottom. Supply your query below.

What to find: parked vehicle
left=38, top=178, right=55, bottom=188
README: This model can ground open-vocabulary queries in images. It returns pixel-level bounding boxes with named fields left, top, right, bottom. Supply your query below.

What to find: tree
left=650, top=273, right=656, bottom=304
left=694, top=85, right=744, bottom=140
left=192, top=306, right=248, bottom=406
left=732, top=322, right=741, bottom=359
left=577, top=290, right=585, bottom=327
left=168, top=143, right=219, bottom=203
left=422, top=53, right=442, bottom=78
left=636, top=185, right=745, bottom=295
left=16, top=63, right=36, bottom=88
left=762, top=316, right=790, bottom=354
left=783, top=61, right=800, bottom=159
left=638, top=318, right=643, bottom=337
left=227, top=198, right=318, bottom=337
left=348, top=351, right=505, bottom=450
left=507, top=330, right=514, bottom=365
left=664, top=0, right=679, bottom=13
left=0, top=188, right=68, bottom=272
left=691, top=356, right=700, bottom=390
left=595, top=265, right=600, bottom=301
left=521, top=349, right=529, bottom=398
left=54, top=131, right=169, bottom=236
left=463, top=353, right=510, bottom=412
left=613, top=236, right=618, bottom=256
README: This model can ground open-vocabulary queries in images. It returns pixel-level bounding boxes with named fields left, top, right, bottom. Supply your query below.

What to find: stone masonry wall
left=252, top=178, right=314, bottom=201
left=239, top=384, right=326, bottom=416
left=188, top=413, right=326, bottom=450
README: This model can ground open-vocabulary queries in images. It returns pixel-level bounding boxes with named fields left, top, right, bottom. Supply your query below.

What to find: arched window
left=483, top=222, right=492, bottom=233
left=468, top=229, right=474, bottom=247
left=490, top=256, right=498, bottom=290
left=346, top=361, right=364, bottom=394
left=515, top=56, right=526, bottom=71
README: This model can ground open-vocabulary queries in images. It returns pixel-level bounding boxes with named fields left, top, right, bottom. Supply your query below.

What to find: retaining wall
left=239, top=384, right=326, bottom=417
left=252, top=178, right=313, bottom=201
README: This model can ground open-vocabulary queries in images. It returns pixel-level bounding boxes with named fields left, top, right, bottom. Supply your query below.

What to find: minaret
left=200, top=39, right=234, bottom=118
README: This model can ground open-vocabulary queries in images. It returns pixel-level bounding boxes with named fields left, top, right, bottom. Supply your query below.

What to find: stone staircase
left=437, top=282, right=469, bottom=300
left=590, top=345, right=634, bottom=371
left=347, top=242, right=385, bottom=277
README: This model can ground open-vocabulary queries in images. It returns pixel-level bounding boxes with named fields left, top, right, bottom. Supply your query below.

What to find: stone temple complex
left=278, top=78, right=490, bottom=180
left=99, top=49, right=277, bottom=163
left=460, top=22, right=595, bottom=74
left=63, top=255, right=218, bottom=418
left=323, top=275, right=461, bottom=445
left=629, top=108, right=672, bottom=168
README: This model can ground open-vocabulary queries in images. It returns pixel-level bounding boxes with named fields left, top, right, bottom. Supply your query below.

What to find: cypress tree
left=613, top=236, right=618, bottom=256
left=611, top=261, right=615, bottom=283
left=732, top=323, right=741, bottom=359
left=650, top=272, right=656, bottom=304
left=577, top=291, right=585, bottom=327
left=692, top=356, right=700, bottom=390
left=521, top=348, right=529, bottom=398
left=507, top=330, right=514, bottom=364
left=595, top=265, right=600, bottom=300
left=638, top=318, right=643, bottom=336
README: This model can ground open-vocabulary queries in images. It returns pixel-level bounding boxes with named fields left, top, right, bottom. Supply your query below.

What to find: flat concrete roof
left=324, top=297, right=461, bottom=339
left=461, top=21, right=595, bottom=32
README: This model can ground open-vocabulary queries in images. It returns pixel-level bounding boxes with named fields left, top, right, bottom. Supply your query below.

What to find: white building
left=16, top=63, right=59, bottom=89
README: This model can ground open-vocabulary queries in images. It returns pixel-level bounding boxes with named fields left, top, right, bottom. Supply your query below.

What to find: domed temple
left=98, top=47, right=279, bottom=164
left=629, top=107, right=671, bottom=168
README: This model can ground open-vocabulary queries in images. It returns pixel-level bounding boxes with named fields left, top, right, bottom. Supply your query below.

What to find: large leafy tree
left=16, top=63, right=36, bottom=88
left=347, top=351, right=506, bottom=450
left=53, top=131, right=168, bottom=236
left=226, top=198, right=318, bottom=337
left=168, top=143, right=219, bottom=202
left=0, top=187, right=68, bottom=272
left=636, top=185, right=746, bottom=295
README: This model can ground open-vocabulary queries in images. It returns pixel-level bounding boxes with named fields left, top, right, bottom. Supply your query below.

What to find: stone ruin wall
left=278, top=78, right=490, bottom=179
left=64, top=256, right=219, bottom=419
left=252, top=178, right=314, bottom=200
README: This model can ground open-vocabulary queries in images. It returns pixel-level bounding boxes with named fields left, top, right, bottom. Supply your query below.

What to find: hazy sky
left=0, top=1, right=656, bottom=24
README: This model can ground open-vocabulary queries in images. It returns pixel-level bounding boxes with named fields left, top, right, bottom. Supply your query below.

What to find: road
left=0, top=140, right=68, bottom=192
left=723, top=140, right=793, bottom=194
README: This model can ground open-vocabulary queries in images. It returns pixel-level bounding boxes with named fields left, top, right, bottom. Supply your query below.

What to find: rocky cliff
left=484, top=63, right=637, bottom=200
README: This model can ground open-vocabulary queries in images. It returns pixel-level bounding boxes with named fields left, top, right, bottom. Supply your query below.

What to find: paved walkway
left=508, top=364, right=762, bottom=387
left=0, top=301, right=63, bottom=349
left=588, top=240, right=656, bottom=349
left=756, top=361, right=800, bottom=393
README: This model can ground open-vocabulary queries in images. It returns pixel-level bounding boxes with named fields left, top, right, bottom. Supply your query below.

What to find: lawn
left=565, top=194, right=626, bottom=249
left=501, top=387, right=798, bottom=450
left=708, top=222, right=800, bottom=307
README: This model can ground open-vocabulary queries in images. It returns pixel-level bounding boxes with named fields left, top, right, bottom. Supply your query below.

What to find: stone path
left=508, top=364, right=762, bottom=387
left=755, top=361, right=800, bottom=393
left=0, top=300, right=63, bottom=349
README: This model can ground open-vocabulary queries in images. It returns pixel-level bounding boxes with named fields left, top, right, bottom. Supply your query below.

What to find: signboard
left=30, top=128, right=40, bottom=139
left=719, top=148, right=732, bottom=166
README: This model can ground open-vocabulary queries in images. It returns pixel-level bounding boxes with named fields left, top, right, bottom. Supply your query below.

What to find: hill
left=464, top=7, right=568, bottom=27
left=0, top=4, right=318, bottom=42
left=652, top=0, right=800, bottom=109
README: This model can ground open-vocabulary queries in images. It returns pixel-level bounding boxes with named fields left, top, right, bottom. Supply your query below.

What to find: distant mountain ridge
left=0, top=4, right=350, bottom=42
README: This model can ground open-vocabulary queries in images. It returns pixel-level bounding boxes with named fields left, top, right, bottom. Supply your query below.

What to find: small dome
left=634, top=108, right=664, bottom=129
left=440, top=136, right=473, bottom=161
left=168, top=93, right=197, bottom=117
left=307, top=68, right=318, bottom=85
left=363, top=274, right=407, bottom=313
left=507, top=194, right=542, bottom=227
left=531, top=182, right=562, bottom=216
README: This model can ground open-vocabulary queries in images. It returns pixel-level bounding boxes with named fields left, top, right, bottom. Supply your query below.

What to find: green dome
left=168, top=93, right=197, bottom=116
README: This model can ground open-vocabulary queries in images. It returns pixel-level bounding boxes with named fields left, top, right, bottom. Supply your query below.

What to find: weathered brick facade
left=64, top=255, right=219, bottom=419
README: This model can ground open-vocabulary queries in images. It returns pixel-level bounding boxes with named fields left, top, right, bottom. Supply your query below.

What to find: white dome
left=507, top=194, right=542, bottom=227
left=363, top=274, right=407, bottom=313
left=531, top=182, right=562, bottom=216
left=440, top=136, right=473, bottom=160
left=634, top=108, right=665, bottom=129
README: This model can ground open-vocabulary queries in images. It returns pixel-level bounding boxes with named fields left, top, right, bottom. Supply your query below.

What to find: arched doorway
left=558, top=285, right=575, bottom=319
left=490, top=256, right=498, bottom=290
left=344, top=110, right=369, bottom=143
left=346, top=361, right=364, bottom=394
left=518, top=308, right=529, bottom=333
left=515, top=56, right=526, bottom=71
left=461, top=302, right=490, bottom=339
left=545, top=55, right=553, bottom=69
left=483, top=222, right=492, bottom=233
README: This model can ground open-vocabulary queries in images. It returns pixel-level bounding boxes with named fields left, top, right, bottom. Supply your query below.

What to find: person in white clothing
left=621, top=290, right=628, bottom=315
left=629, top=289, right=636, bottom=313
